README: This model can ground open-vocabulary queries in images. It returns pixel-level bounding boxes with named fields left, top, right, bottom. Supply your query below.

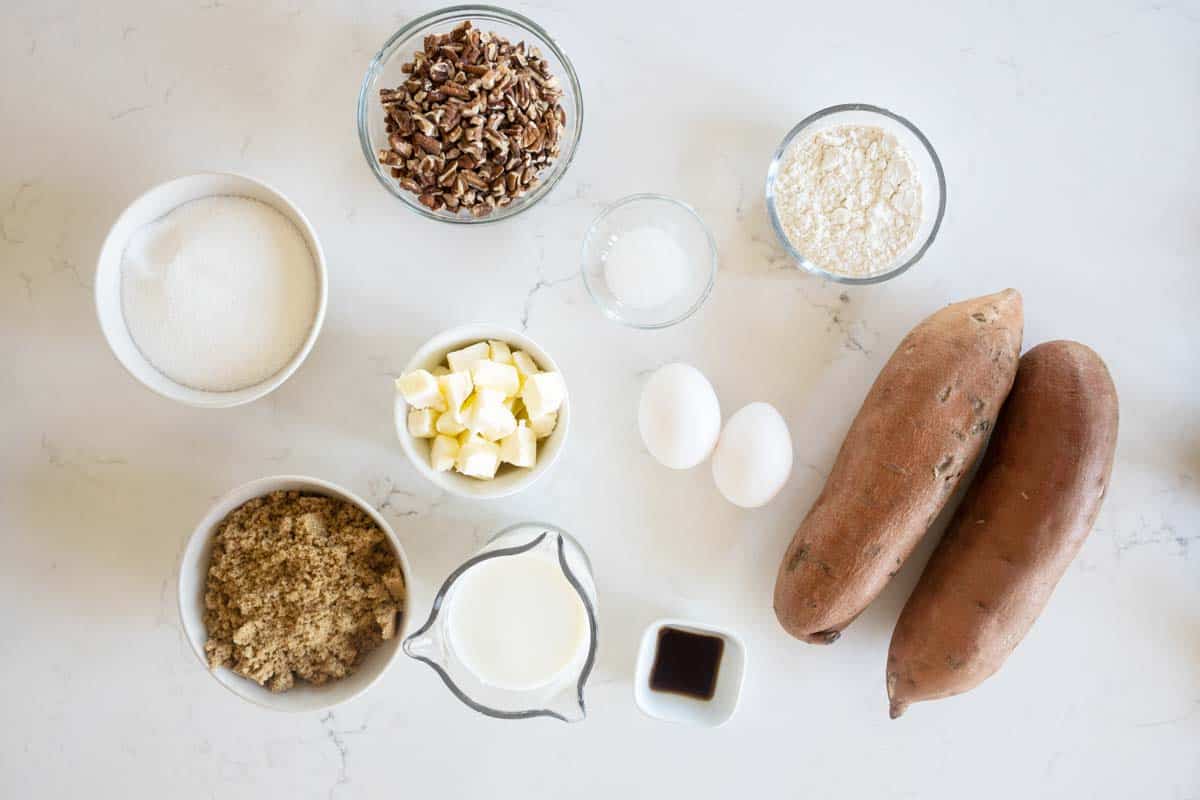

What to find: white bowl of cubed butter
left=394, top=325, right=569, bottom=499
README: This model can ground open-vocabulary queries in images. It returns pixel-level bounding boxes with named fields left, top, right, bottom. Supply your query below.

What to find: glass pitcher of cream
left=403, top=522, right=598, bottom=722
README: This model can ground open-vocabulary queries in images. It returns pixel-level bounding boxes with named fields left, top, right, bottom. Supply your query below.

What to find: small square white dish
left=633, top=618, right=746, bottom=727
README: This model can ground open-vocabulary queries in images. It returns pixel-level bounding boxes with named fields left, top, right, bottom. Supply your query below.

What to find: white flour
left=121, top=195, right=318, bottom=392
left=774, top=124, right=923, bottom=277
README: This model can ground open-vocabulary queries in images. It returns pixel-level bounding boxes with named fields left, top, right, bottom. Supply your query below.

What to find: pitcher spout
left=544, top=678, right=587, bottom=723
left=402, top=628, right=443, bottom=664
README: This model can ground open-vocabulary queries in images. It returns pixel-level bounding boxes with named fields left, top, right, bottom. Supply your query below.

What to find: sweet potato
left=773, top=289, right=1023, bottom=644
left=886, top=340, right=1118, bottom=717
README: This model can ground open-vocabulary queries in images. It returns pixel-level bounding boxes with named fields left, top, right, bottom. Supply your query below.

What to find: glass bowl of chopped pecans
left=357, top=6, right=583, bottom=223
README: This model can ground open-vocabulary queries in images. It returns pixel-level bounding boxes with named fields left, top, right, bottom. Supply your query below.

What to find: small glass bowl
left=765, top=103, right=947, bottom=284
left=357, top=5, right=583, bottom=224
left=580, top=194, right=717, bottom=329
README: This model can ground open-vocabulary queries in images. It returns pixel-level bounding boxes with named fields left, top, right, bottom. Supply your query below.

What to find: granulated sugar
left=121, top=196, right=318, bottom=392
left=774, top=125, right=923, bottom=277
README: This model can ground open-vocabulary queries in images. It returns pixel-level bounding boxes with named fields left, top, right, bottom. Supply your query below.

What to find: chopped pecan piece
left=412, top=133, right=443, bottom=155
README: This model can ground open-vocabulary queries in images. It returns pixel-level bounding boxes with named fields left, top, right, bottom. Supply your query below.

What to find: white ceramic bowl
left=95, top=172, right=328, bottom=408
left=394, top=324, right=569, bottom=500
left=177, top=475, right=414, bottom=712
left=634, top=618, right=747, bottom=727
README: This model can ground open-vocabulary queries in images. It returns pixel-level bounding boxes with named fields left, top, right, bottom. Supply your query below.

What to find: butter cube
left=396, top=370, right=446, bottom=411
left=469, top=392, right=518, bottom=441
left=438, top=371, right=474, bottom=415
left=431, top=365, right=451, bottom=377
left=475, top=387, right=507, bottom=407
left=408, top=407, right=438, bottom=438
left=446, top=342, right=491, bottom=374
left=471, top=359, right=520, bottom=397
left=512, top=350, right=540, bottom=379
left=521, top=372, right=566, bottom=420
left=529, top=412, right=557, bottom=439
left=435, top=411, right=466, bottom=436
left=488, top=340, right=513, bottom=364
left=456, top=392, right=476, bottom=424
left=430, top=434, right=459, bottom=472
left=455, top=435, right=501, bottom=479
left=499, top=422, right=536, bottom=468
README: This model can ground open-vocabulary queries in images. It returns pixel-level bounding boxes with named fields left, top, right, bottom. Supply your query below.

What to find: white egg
left=711, top=402, right=793, bottom=508
left=638, top=363, right=721, bottom=470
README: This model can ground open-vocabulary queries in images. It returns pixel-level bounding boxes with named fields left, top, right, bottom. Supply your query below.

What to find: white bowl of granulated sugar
left=95, top=172, right=328, bottom=408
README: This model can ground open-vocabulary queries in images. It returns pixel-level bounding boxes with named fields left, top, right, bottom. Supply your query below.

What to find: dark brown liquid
left=648, top=627, right=724, bottom=700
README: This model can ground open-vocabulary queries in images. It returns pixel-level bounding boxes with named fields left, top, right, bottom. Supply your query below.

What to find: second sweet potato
left=886, top=340, right=1119, bottom=717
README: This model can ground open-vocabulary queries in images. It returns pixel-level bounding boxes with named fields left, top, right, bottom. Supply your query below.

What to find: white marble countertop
left=2, top=0, right=1198, bottom=797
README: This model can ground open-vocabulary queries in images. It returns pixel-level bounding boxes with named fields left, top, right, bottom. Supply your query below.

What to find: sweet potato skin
left=886, top=340, right=1118, bottom=717
left=773, top=290, right=1024, bottom=644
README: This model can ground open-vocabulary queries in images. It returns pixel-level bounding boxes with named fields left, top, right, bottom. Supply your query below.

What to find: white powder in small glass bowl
left=120, top=196, right=318, bottom=392
left=773, top=124, right=923, bottom=278
left=602, top=226, right=689, bottom=310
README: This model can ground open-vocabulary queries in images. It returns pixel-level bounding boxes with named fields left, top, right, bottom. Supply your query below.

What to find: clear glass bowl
left=580, top=194, right=718, bottom=329
left=765, top=103, right=947, bottom=284
left=357, top=5, right=583, bottom=224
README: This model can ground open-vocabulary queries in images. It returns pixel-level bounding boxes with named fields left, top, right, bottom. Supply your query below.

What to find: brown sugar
left=202, top=490, right=405, bottom=692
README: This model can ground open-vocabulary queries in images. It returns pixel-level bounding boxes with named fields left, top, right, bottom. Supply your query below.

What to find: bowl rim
left=764, top=103, right=947, bottom=285
left=93, top=171, right=329, bottom=408
left=394, top=323, right=570, bottom=499
left=176, top=475, right=414, bottom=712
left=356, top=4, right=584, bottom=225
left=580, top=192, right=718, bottom=329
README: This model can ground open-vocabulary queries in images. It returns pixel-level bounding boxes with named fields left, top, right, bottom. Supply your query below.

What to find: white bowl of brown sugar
left=177, top=475, right=414, bottom=712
